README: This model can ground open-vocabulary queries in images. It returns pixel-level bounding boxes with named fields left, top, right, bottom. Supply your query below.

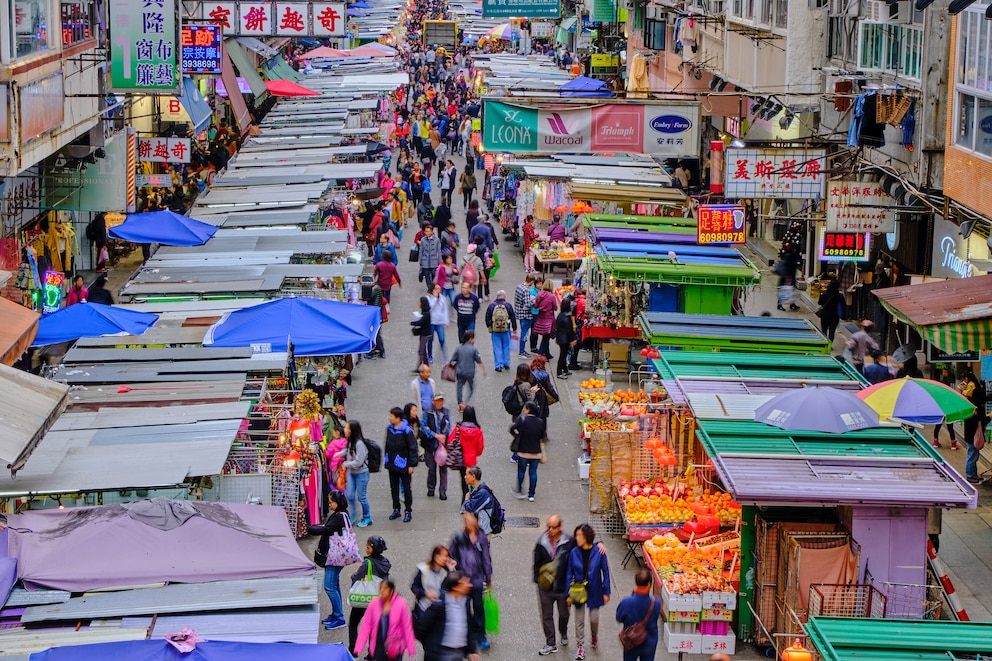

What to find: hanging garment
left=858, top=95, right=886, bottom=147
left=901, top=99, right=916, bottom=149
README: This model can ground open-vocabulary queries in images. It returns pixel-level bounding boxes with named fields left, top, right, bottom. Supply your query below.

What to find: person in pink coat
left=355, top=579, right=417, bottom=661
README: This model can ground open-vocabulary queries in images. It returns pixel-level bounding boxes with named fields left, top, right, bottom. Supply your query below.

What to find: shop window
left=644, top=17, right=666, bottom=51
left=857, top=21, right=923, bottom=81
left=14, top=0, right=51, bottom=58
left=61, top=0, right=95, bottom=47
left=957, top=8, right=992, bottom=92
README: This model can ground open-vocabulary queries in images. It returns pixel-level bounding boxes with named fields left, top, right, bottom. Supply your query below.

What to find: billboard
left=181, top=24, right=223, bottom=74
left=200, top=2, right=345, bottom=36
left=110, top=0, right=180, bottom=93
left=697, top=205, right=746, bottom=245
left=825, top=179, right=895, bottom=233
left=724, top=148, right=826, bottom=199
left=482, top=100, right=699, bottom=157
left=482, top=0, right=560, bottom=17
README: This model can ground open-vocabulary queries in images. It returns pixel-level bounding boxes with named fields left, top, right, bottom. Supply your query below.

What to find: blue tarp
left=203, top=298, right=382, bottom=356
left=109, top=210, right=218, bottom=246
left=32, top=303, right=159, bottom=346
left=560, top=76, right=613, bottom=97
left=178, top=76, right=212, bottom=133
left=30, top=640, right=353, bottom=661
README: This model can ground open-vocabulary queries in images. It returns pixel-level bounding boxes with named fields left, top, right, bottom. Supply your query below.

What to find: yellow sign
left=591, top=54, right=618, bottom=68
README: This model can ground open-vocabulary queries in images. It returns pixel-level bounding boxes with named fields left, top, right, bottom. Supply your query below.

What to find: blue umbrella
left=351, top=1, right=371, bottom=7
left=109, top=210, right=218, bottom=247
left=32, top=303, right=159, bottom=346
left=754, top=387, right=880, bottom=434
left=203, top=297, right=382, bottom=356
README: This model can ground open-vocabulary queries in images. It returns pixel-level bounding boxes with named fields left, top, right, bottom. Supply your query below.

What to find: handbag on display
left=348, top=561, right=384, bottom=607
left=325, top=516, right=361, bottom=567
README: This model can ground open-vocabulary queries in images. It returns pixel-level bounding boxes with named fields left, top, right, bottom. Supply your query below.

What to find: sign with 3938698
left=181, top=25, right=222, bottom=74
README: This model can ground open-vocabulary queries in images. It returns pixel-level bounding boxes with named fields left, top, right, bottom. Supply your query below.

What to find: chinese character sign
left=137, top=137, right=191, bottom=163
left=819, top=231, right=870, bottom=261
left=239, top=2, right=273, bottom=35
left=275, top=2, right=310, bottom=35
left=110, top=0, right=179, bottom=93
left=724, top=148, right=826, bottom=199
left=825, top=179, right=895, bottom=233
left=206, top=2, right=236, bottom=29
left=42, top=271, right=65, bottom=315
left=312, top=3, right=346, bottom=36
left=697, top=205, right=746, bottom=245
left=181, top=25, right=223, bottom=74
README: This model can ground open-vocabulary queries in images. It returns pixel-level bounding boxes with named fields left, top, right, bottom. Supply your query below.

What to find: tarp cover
left=9, top=499, right=315, bottom=591
left=203, top=297, right=381, bottom=356
left=110, top=210, right=218, bottom=246
left=32, top=303, right=159, bottom=346
left=560, top=76, right=613, bottom=97
left=29, top=640, right=353, bottom=661
left=178, top=76, right=212, bottom=133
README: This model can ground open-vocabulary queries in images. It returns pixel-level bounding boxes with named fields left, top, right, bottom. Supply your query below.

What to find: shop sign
left=483, top=100, right=699, bottom=157
left=0, top=169, right=42, bottom=230
left=47, top=131, right=132, bottom=212
left=137, top=137, right=191, bottom=163
left=482, top=0, right=560, bottom=19
left=697, top=205, right=745, bottom=245
left=927, top=342, right=980, bottom=363
left=530, top=21, right=554, bottom=37
left=19, top=73, right=64, bottom=143
left=110, top=0, right=180, bottom=93
left=819, top=230, right=870, bottom=261
left=161, top=96, right=188, bottom=122
left=724, top=148, right=826, bottom=199
left=238, top=2, right=272, bottom=35
left=312, top=3, right=346, bottom=36
left=826, top=179, right=895, bottom=233
left=206, top=2, right=237, bottom=30
left=181, top=25, right=223, bottom=74
left=275, top=2, right=310, bottom=34
left=137, top=174, right=174, bottom=187
left=930, top=216, right=990, bottom=279
left=41, top=272, right=65, bottom=315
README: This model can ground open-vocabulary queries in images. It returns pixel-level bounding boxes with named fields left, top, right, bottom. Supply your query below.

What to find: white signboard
left=275, top=2, right=310, bottom=35
left=205, top=2, right=237, bottom=30
left=238, top=2, right=273, bottom=35
left=826, top=180, right=895, bottom=233
left=312, top=3, right=346, bottom=36
left=137, top=137, right=191, bottom=163
left=725, top=148, right=826, bottom=199
left=137, top=174, right=174, bottom=187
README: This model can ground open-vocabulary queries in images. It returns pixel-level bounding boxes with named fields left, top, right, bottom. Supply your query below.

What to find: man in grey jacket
left=533, top=514, right=574, bottom=655
left=419, top=223, right=443, bottom=287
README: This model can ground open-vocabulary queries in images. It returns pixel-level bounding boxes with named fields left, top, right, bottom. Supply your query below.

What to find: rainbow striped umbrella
left=857, top=377, right=976, bottom=424
left=486, top=23, right=514, bottom=40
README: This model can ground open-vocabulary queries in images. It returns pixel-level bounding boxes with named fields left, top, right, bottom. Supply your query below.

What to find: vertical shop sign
left=312, top=3, right=345, bottom=36
left=724, top=148, right=826, bottom=199
left=275, top=3, right=310, bottom=35
left=109, top=0, right=179, bottom=93
left=239, top=2, right=273, bottom=35
left=697, top=205, right=746, bottom=245
left=206, top=2, right=237, bottom=30
left=42, top=272, right=65, bottom=314
left=181, top=24, right=223, bottom=74
left=825, top=179, right=895, bottom=233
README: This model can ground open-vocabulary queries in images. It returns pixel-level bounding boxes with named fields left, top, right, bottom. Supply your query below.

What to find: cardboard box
left=701, top=633, right=737, bottom=655
left=701, top=607, right=735, bottom=622
left=662, top=583, right=704, bottom=612
left=702, top=589, right=737, bottom=610
left=664, top=622, right=701, bottom=654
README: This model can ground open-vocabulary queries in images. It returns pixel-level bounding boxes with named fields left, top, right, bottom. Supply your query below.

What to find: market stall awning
left=695, top=419, right=977, bottom=508
left=31, top=640, right=353, bottom=661
left=640, top=312, right=831, bottom=354
left=236, top=36, right=279, bottom=59
left=568, top=183, right=686, bottom=204
left=0, top=363, right=68, bottom=472
left=221, top=48, right=252, bottom=134
left=874, top=275, right=992, bottom=353
left=262, top=57, right=307, bottom=83
left=225, top=38, right=267, bottom=96
left=32, top=303, right=160, bottom=346
left=110, top=210, right=219, bottom=246
left=806, top=616, right=992, bottom=661
left=596, top=252, right=760, bottom=286
left=178, top=75, right=212, bottom=133
left=0, top=298, right=39, bottom=365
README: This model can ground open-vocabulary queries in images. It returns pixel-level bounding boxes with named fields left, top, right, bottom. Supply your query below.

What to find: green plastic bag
left=483, top=587, right=500, bottom=634
left=489, top=252, right=501, bottom=277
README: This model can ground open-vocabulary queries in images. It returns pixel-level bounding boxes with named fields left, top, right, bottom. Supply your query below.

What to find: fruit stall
left=531, top=240, right=588, bottom=280
left=637, top=312, right=832, bottom=355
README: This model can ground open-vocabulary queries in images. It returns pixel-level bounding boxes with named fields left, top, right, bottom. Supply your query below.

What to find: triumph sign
left=482, top=100, right=699, bottom=156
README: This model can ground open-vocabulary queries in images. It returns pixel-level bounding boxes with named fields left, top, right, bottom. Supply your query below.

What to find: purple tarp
left=30, top=640, right=353, bottom=661
left=9, top=499, right=314, bottom=592
left=590, top=228, right=699, bottom=244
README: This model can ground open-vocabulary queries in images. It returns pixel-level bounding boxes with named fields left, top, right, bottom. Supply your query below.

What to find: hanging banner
left=137, top=137, right=191, bottom=163
left=482, top=0, right=560, bottom=18
left=206, top=2, right=237, bottom=30
left=483, top=99, right=699, bottom=157
left=818, top=230, right=870, bottom=261
left=697, top=205, right=746, bottom=245
left=825, top=179, right=895, bottom=233
left=109, top=0, right=180, bottom=93
left=724, top=148, right=826, bottom=199
left=181, top=24, right=223, bottom=74
left=275, top=2, right=311, bottom=34
left=312, top=3, right=346, bottom=36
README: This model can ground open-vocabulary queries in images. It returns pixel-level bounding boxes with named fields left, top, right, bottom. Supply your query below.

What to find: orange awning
left=0, top=298, right=38, bottom=366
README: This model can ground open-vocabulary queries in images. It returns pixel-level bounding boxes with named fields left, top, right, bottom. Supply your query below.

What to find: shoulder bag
left=348, top=560, right=384, bottom=607
left=325, top=515, right=361, bottom=567
left=619, top=599, right=656, bottom=651
left=445, top=426, right=465, bottom=468
left=568, top=551, right=590, bottom=605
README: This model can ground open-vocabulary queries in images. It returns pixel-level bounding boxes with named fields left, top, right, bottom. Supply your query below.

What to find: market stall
left=638, top=312, right=831, bottom=355
left=805, top=616, right=992, bottom=661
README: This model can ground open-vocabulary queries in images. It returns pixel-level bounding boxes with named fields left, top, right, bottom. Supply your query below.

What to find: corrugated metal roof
left=651, top=351, right=864, bottom=384
left=807, top=616, right=992, bottom=661
left=0, top=625, right=148, bottom=655
left=639, top=313, right=831, bottom=355
left=122, top=604, right=320, bottom=644
left=3, top=588, right=70, bottom=608
left=873, top=274, right=992, bottom=326
left=0, top=364, right=69, bottom=471
left=22, top=575, right=318, bottom=623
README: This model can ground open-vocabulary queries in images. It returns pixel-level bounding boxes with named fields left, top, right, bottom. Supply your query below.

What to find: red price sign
left=697, top=204, right=746, bottom=245
left=820, top=231, right=870, bottom=261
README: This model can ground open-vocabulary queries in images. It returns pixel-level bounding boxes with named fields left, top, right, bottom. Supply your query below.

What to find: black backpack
left=501, top=384, right=524, bottom=416
left=481, top=484, right=506, bottom=535
left=85, top=220, right=96, bottom=241
left=364, top=438, right=382, bottom=473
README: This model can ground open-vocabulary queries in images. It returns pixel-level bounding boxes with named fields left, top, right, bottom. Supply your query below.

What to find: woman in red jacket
left=446, top=405, right=485, bottom=500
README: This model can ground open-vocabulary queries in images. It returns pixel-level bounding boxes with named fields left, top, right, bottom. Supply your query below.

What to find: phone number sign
left=697, top=204, right=746, bottom=245
left=820, top=231, right=870, bottom=261
left=181, top=24, right=222, bottom=74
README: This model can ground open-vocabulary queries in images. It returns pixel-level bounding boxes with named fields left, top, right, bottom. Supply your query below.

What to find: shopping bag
left=434, top=441, right=448, bottom=467
left=326, top=517, right=361, bottom=566
left=489, top=251, right=501, bottom=276
left=348, top=561, right=383, bottom=606
left=483, top=587, right=501, bottom=634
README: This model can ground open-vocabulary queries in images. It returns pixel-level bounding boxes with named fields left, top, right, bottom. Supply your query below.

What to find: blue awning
left=178, top=76, right=211, bottom=133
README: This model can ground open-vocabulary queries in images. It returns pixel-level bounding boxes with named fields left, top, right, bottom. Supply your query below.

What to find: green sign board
left=46, top=131, right=131, bottom=212
left=482, top=0, right=560, bottom=18
left=109, top=0, right=180, bottom=93
left=591, top=0, right=617, bottom=22
left=483, top=101, right=539, bottom=153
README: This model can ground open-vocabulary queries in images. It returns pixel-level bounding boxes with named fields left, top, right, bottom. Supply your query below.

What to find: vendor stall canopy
left=805, top=616, right=992, bottom=661
left=29, top=639, right=354, bottom=661
left=639, top=313, right=831, bottom=354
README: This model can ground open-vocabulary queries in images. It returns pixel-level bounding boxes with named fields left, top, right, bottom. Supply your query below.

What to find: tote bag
left=348, top=561, right=383, bottom=607
left=325, top=516, right=361, bottom=567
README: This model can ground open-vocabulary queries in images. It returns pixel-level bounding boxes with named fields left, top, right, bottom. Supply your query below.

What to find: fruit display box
left=663, top=622, right=702, bottom=654
left=701, top=633, right=737, bottom=655
left=694, top=530, right=742, bottom=555
left=701, top=607, right=735, bottom=622
left=662, top=583, right=703, bottom=613
left=702, top=589, right=737, bottom=610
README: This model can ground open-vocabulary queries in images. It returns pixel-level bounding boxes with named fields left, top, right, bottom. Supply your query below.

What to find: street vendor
left=547, top=215, right=567, bottom=243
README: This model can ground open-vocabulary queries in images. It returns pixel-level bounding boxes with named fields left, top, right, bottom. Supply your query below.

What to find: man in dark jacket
left=533, top=514, right=574, bottom=655
left=615, top=569, right=662, bottom=661
left=423, top=393, right=452, bottom=499
left=449, top=510, right=493, bottom=652
left=384, top=406, right=418, bottom=523
left=420, top=570, right=480, bottom=661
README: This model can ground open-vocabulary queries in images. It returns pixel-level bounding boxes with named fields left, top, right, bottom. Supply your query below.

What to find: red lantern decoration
left=288, top=418, right=309, bottom=438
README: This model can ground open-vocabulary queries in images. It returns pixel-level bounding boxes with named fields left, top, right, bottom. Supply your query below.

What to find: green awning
left=639, top=313, right=831, bottom=354
left=560, top=16, right=577, bottom=30
left=224, top=38, right=266, bottom=97
left=262, top=58, right=306, bottom=83
left=807, top=617, right=992, bottom=661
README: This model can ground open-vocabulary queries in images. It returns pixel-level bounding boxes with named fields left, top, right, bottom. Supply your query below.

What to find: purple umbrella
left=754, top=387, right=880, bottom=434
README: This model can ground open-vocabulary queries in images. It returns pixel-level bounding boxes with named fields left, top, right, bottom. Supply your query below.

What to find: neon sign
left=42, top=271, right=65, bottom=314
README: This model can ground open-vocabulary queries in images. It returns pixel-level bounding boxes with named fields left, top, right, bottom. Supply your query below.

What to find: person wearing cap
left=348, top=535, right=392, bottom=651
left=485, top=290, right=517, bottom=373
left=423, top=392, right=453, bottom=499
left=846, top=320, right=879, bottom=373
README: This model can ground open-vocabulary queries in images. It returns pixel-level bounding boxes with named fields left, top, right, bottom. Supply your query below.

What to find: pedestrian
left=410, top=364, right=436, bottom=422
left=375, top=233, right=398, bottom=265
left=816, top=278, right=846, bottom=341
left=774, top=247, right=801, bottom=312
left=355, top=579, right=417, bottom=661
left=384, top=407, right=418, bottom=523
left=521, top=216, right=538, bottom=274
left=547, top=215, right=567, bottom=243
left=340, top=421, right=373, bottom=527
left=348, top=536, right=392, bottom=652
left=485, top=290, right=517, bottom=372
left=465, top=199, right=481, bottom=234
left=510, top=401, right=547, bottom=502
left=514, top=274, right=536, bottom=358
left=367, top=283, right=387, bottom=359
left=449, top=330, right=487, bottom=409
left=427, top=283, right=450, bottom=362
left=309, top=491, right=351, bottom=630
left=528, top=277, right=544, bottom=353
left=423, top=393, right=452, bottom=499
left=468, top=217, right=495, bottom=257
left=441, top=220, right=461, bottom=260
left=566, top=524, right=611, bottom=660
left=463, top=465, right=499, bottom=534
left=87, top=276, right=114, bottom=305
left=845, top=320, right=879, bottom=372
left=615, top=569, right=662, bottom=661
left=532, top=280, right=559, bottom=359
left=437, top=252, right=460, bottom=306
left=460, top=164, right=478, bottom=208
left=863, top=350, right=892, bottom=385
left=567, top=288, right=586, bottom=370
left=440, top=160, right=457, bottom=206
left=413, top=296, right=433, bottom=369
left=934, top=367, right=960, bottom=450
left=433, top=203, right=452, bottom=234
left=533, top=515, right=577, bottom=655
left=555, top=300, right=577, bottom=379
left=419, top=224, right=443, bottom=287
left=412, top=544, right=453, bottom=613
left=960, top=372, right=988, bottom=484
left=528, top=356, right=559, bottom=420
left=449, top=510, right=493, bottom=652
left=448, top=405, right=485, bottom=498
left=453, top=281, right=481, bottom=345
left=462, top=244, right=486, bottom=299
left=419, top=570, right=480, bottom=661
left=374, top=251, right=402, bottom=304
left=66, top=275, right=88, bottom=305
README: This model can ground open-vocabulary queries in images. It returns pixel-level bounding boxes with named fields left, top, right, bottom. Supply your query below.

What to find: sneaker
left=321, top=615, right=334, bottom=624
left=932, top=439, right=942, bottom=448
left=951, top=442, right=960, bottom=450
left=591, top=637, right=598, bottom=651
left=324, top=617, right=347, bottom=630
left=528, top=496, right=535, bottom=502
left=357, top=517, right=373, bottom=527
left=967, top=476, right=981, bottom=483
left=560, top=637, right=568, bottom=647
left=512, top=488, right=526, bottom=500
left=790, top=303, right=800, bottom=311
left=519, top=351, right=531, bottom=358
left=480, top=640, right=491, bottom=652
left=403, top=511, right=412, bottom=523
left=428, top=491, right=435, bottom=497
left=574, top=646, right=585, bottom=660
left=539, top=645, right=558, bottom=656
left=557, top=373, right=568, bottom=379
left=388, top=510, right=401, bottom=520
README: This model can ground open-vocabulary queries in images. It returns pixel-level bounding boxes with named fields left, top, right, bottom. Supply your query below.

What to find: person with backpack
left=485, top=290, right=517, bottom=373
left=447, top=405, right=485, bottom=500
left=448, top=329, right=486, bottom=409
left=566, top=524, right=611, bottom=661
left=462, top=466, right=502, bottom=535
left=384, top=407, right=418, bottom=524
left=338, top=421, right=373, bottom=527
left=449, top=510, right=494, bottom=652
left=510, top=401, right=547, bottom=502
left=615, top=569, right=662, bottom=661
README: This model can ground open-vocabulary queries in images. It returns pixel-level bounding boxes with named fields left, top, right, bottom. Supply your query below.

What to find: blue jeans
left=347, top=471, right=371, bottom=520
left=492, top=330, right=511, bottom=370
left=457, top=318, right=476, bottom=344
left=517, top=457, right=540, bottom=498
left=430, top=324, right=447, bottom=361
left=324, top=565, right=344, bottom=620
left=519, top=317, right=533, bottom=354
left=457, top=375, right=475, bottom=405
left=965, top=417, right=982, bottom=479
left=444, top=287, right=457, bottom=306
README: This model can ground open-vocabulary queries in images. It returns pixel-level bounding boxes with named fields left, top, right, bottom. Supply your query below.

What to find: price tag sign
left=697, top=204, right=745, bottom=245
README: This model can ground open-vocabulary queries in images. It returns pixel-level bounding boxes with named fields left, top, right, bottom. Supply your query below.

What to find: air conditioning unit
left=865, top=0, right=911, bottom=22
left=829, top=0, right=858, bottom=16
